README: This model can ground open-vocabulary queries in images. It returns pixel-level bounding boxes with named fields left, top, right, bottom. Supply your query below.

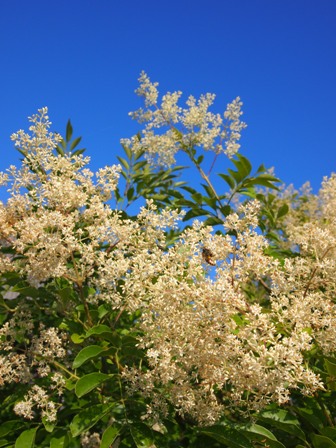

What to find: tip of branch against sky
left=0, top=0, right=335, bottom=194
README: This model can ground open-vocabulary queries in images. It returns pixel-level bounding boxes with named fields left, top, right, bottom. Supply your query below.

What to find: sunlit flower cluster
left=1, top=107, right=335, bottom=428
left=121, top=71, right=246, bottom=166
left=14, top=385, right=59, bottom=422
left=122, top=200, right=330, bottom=423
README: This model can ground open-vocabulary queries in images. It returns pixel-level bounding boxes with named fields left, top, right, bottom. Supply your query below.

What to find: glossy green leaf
left=201, top=183, right=215, bottom=199
left=241, top=423, right=286, bottom=448
left=70, top=333, right=85, bottom=344
left=0, top=440, right=12, bottom=447
left=122, top=143, right=132, bottom=159
left=14, top=427, right=38, bottom=448
left=191, top=192, right=203, bottom=204
left=200, top=425, right=254, bottom=448
left=277, top=203, right=289, bottom=218
left=117, top=156, right=130, bottom=170
left=130, top=423, right=155, bottom=448
left=203, top=197, right=217, bottom=208
left=203, top=216, right=224, bottom=226
left=0, top=421, right=24, bottom=438
left=295, top=407, right=324, bottom=431
left=127, top=186, right=135, bottom=201
left=325, top=358, right=336, bottom=376
left=133, top=160, right=147, bottom=171
left=69, top=136, right=82, bottom=151
left=50, top=433, right=68, bottom=448
left=72, top=345, right=108, bottom=369
left=55, top=145, right=65, bottom=156
left=321, top=428, right=336, bottom=441
left=71, top=148, right=85, bottom=156
left=183, top=208, right=208, bottom=221
left=42, top=416, right=55, bottom=433
left=100, top=426, right=121, bottom=448
left=75, top=372, right=110, bottom=397
left=66, top=120, right=73, bottom=141
left=232, top=154, right=252, bottom=178
left=228, top=167, right=243, bottom=184
left=256, top=163, right=266, bottom=173
left=70, top=403, right=115, bottom=437
left=311, top=434, right=336, bottom=448
left=258, top=409, right=306, bottom=442
left=219, top=173, right=236, bottom=189
left=11, top=286, right=40, bottom=298
left=182, top=185, right=197, bottom=194
left=85, top=324, right=114, bottom=339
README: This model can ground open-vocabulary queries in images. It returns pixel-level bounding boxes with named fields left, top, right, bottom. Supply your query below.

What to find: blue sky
left=1, top=0, right=335, bottom=195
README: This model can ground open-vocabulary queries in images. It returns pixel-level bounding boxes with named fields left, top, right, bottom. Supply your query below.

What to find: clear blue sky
left=1, top=0, right=335, bottom=193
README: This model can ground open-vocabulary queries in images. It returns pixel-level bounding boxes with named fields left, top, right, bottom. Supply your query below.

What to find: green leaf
left=200, top=425, right=254, bottom=448
left=0, top=421, right=24, bottom=438
left=70, top=333, right=85, bottom=344
left=258, top=409, right=306, bottom=442
left=122, top=143, right=132, bottom=159
left=42, top=416, right=55, bottom=433
left=71, top=148, right=86, bottom=156
left=98, top=304, right=109, bottom=319
left=257, top=163, right=266, bottom=173
left=75, top=372, right=110, bottom=398
left=203, top=216, right=224, bottom=226
left=219, top=173, right=236, bottom=189
left=12, top=286, right=40, bottom=298
left=85, top=325, right=113, bottom=337
left=100, top=426, right=121, bottom=448
left=324, top=358, right=336, bottom=376
left=130, top=423, right=155, bottom=448
left=55, top=145, right=65, bottom=156
left=50, top=433, right=68, bottom=448
left=133, top=160, right=147, bottom=171
left=233, top=154, right=252, bottom=178
left=220, top=205, right=232, bottom=217
left=15, top=427, right=38, bottom=448
left=17, top=148, right=28, bottom=158
left=311, top=434, right=336, bottom=448
left=183, top=208, right=208, bottom=221
left=201, top=183, right=215, bottom=199
left=321, top=428, right=336, bottom=441
left=127, top=187, right=135, bottom=201
left=117, top=156, right=130, bottom=170
left=277, top=203, right=289, bottom=219
left=70, top=403, right=115, bottom=437
left=191, top=192, right=203, bottom=204
left=245, top=177, right=279, bottom=190
left=0, top=440, right=13, bottom=447
left=66, top=120, right=73, bottom=141
left=72, top=345, right=108, bottom=369
left=182, top=186, right=197, bottom=195
left=227, top=168, right=244, bottom=184
left=295, top=407, right=324, bottom=431
left=70, top=136, right=82, bottom=151
left=241, top=423, right=286, bottom=448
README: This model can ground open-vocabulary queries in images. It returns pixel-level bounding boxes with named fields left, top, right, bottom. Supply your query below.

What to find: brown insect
left=202, top=247, right=215, bottom=266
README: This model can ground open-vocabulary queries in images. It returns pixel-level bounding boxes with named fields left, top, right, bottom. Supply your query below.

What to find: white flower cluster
left=14, top=385, right=58, bottom=422
left=0, top=307, right=67, bottom=417
left=1, top=108, right=335, bottom=427
left=122, top=199, right=331, bottom=423
left=121, top=72, right=246, bottom=166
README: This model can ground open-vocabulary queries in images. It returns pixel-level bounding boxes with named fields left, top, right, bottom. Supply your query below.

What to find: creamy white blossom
left=122, top=71, right=246, bottom=166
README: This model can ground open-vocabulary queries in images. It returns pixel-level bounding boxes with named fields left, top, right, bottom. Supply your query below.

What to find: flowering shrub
left=0, top=76, right=335, bottom=447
